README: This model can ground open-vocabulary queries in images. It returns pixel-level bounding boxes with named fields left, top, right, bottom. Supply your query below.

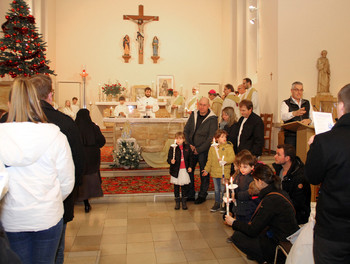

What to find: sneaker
left=219, top=206, right=226, bottom=214
left=194, top=196, right=206, bottom=204
left=210, top=202, right=220, bottom=212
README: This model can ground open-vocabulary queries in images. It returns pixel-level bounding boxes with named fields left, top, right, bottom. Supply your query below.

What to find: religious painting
left=157, top=75, right=174, bottom=98
left=131, top=85, right=149, bottom=101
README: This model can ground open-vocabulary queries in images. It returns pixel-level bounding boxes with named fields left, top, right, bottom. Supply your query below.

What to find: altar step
left=101, top=129, right=113, bottom=147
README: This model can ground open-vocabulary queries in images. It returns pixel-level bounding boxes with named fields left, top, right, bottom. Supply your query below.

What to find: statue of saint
left=123, top=35, right=130, bottom=56
left=152, top=36, right=159, bottom=57
left=317, top=50, right=330, bottom=93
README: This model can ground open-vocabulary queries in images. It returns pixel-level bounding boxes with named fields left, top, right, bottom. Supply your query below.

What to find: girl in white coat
left=0, top=77, right=75, bottom=264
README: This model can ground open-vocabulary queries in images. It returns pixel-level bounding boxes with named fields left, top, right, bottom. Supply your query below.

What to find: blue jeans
left=55, top=223, right=67, bottom=264
left=6, top=218, right=63, bottom=264
left=188, top=151, right=210, bottom=199
left=213, top=177, right=224, bottom=203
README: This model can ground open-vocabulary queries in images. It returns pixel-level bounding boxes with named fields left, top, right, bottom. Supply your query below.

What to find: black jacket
left=273, top=157, right=311, bottom=224
left=41, top=100, right=85, bottom=223
left=232, top=185, right=299, bottom=243
left=232, top=172, right=256, bottom=218
left=305, top=112, right=350, bottom=242
left=230, top=112, right=264, bottom=157
left=184, top=110, right=218, bottom=154
left=167, top=143, right=193, bottom=178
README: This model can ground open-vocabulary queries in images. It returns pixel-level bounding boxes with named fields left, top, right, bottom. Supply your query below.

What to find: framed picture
left=131, top=85, right=149, bottom=101
left=157, top=75, right=174, bottom=98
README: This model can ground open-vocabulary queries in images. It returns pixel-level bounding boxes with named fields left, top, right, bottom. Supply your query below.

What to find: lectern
left=281, top=121, right=318, bottom=201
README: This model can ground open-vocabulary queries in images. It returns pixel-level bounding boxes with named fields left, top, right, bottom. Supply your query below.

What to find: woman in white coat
left=0, top=77, right=75, bottom=264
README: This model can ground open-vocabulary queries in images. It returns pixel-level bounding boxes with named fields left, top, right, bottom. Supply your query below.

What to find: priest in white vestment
left=137, top=87, right=159, bottom=118
left=222, top=84, right=240, bottom=120
left=185, top=87, right=201, bottom=114
left=240, top=78, right=260, bottom=116
left=166, top=90, right=184, bottom=118
left=71, top=97, right=80, bottom=116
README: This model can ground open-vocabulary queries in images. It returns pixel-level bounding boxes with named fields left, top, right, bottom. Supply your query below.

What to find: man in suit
left=305, top=84, right=350, bottom=264
left=231, top=99, right=264, bottom=157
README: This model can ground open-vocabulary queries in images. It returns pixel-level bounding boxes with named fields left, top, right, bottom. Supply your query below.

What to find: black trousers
left=314, top=233, right=350, bottom=264
left=232, top=231, right=277, bottom=263
left=174, top=184, right=188, bottom=198
left=188, top=151, right=209, bottom=199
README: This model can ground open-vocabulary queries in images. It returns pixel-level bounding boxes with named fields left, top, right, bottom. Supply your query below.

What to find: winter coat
left=204, top=142, right=235, bottom=179
left=167, top=143, right=193, bottom=178
left=232, top=172, right=256, bottom=218
left=230, top=112, right=264, bottom=157
left=0, top=122, right=75, bottom=232
left=41, top=100, right=85, bottom=223
left=232, top=184, right=299, bottom=243
left=184, top=110, right=218, bottom=154
left=305, top=112, right=350, bottom=243
left=273, top=157, right=311, bottom=225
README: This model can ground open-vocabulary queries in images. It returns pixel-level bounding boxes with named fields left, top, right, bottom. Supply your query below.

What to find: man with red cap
left=208, top=89, right=223, bottom=118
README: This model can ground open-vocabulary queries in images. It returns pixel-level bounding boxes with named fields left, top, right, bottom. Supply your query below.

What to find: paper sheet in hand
left=312, top=111, right=334, bottom=135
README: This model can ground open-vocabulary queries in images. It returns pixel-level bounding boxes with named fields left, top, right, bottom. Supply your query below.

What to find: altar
left=104, top=117, right=188, bottom=167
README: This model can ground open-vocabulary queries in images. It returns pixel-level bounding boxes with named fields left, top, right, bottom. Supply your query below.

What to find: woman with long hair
left=220, top=106, right=237, bottom=144
left=75, top=109, right=105, bottom=213
left=225, top=164, right=299, bottom=264
left=0, top=77, right=75, bottom=264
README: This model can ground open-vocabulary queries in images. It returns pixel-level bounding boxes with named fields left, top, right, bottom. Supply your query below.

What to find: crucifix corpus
left=123, top=5, right=159, bottom=64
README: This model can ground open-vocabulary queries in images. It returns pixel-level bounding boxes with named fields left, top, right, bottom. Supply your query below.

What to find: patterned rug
left=101, top=175, right=214, bottom=194
left=101, top=146, right=114, bottom=162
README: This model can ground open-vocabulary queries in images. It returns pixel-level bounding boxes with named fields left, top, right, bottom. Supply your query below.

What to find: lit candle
left=230, top=176, right=233, bottom=185
left=212, top=137, right=215, bottom=144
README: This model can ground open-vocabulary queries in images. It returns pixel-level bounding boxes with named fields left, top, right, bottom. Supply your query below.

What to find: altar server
left=137, top=87, right=159, bottom=118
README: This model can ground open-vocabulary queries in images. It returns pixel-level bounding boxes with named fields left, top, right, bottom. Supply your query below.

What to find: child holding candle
left=202, top=129, right=235, bottom=212
left=167, top=132, right=193, bottom=210
left=231, top=152, right=257, bottom=222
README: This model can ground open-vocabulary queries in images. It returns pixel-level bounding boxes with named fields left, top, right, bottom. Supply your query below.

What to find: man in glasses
left=281, top=81, right=313, bottom=148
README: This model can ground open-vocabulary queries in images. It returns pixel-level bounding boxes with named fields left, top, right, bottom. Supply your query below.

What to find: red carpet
left=101, top=175, right=214, bottom=194
left=101, top=146, right=114, bottom=162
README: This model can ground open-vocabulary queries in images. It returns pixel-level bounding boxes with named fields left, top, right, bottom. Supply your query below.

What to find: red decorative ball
left=5, top=16, right=9, bottom=19
left=24, top=73, right=27, bottom=77
left=11, top=9, right=15, bottom=12
left=17, top=8, right=19, bottom=11
left=13, top=0, right=16, bottom=3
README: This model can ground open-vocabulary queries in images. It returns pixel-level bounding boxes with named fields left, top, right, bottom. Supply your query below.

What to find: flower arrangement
left=113, top=140, right=141, bottom=169
left=167, top=88, right=173, bottom=96
left=102, top=83, right=126, bottom=96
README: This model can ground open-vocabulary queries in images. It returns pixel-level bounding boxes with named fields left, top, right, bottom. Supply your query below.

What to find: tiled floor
left=64, top=199, right=258, bottom=264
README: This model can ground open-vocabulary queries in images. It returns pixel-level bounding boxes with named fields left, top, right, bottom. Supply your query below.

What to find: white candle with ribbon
left=221, top=155, right=225, bottom=178
left=171, top=139, right=177, bottom=160
left=226, top=183, right=230, bottom=216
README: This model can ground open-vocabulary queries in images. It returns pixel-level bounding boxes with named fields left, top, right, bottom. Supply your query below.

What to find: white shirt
left=71, top=104, right=80, bottom=115
left=137, top=96, right=159, bottom=118
left=0, top=122, right=74, bottom=232
left=114, top=104, right=129, bottom=118
left=237, top=117, right=248, bottom=147
left=281, top=97, right=313, bottom=122
left=61, top=106, right=75, bottom=120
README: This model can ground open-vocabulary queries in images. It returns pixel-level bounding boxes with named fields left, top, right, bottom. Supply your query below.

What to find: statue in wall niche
left=123, top=35, right=130, bottom=56
left=152, top=36, right=159, bottom=57
left=317, top=50, right=330, bottom=93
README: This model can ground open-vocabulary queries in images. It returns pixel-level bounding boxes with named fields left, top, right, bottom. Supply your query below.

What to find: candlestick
left=171, top=139, right=177, bottom=160
left=226, top=183, right=230, bottom=216
left=221, top=155, right=225, bottom=178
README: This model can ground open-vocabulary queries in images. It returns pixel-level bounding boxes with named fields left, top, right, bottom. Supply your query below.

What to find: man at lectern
left=137, top=87, right=159, bottom=118
left=280, top=81, right=313, bottom=148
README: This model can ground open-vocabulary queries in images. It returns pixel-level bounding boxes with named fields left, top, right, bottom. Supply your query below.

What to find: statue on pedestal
left=317, top=50, right=330, bottom=93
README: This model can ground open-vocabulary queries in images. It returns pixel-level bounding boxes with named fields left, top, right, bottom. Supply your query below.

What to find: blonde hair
left=222, top=107, right=237, bottom=126
left=175, top=131, right=185, bottom=141
left=7, top=77, right=47, bottom=123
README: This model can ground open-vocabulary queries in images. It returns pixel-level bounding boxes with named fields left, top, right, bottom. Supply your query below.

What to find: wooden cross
left=123, top=5, right=159, bottom=64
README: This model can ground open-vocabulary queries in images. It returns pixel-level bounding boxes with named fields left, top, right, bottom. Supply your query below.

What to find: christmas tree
left=0, top=0, right=55, bottom=78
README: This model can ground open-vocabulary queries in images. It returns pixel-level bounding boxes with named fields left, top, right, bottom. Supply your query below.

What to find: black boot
left=174, top=197, right=181, bottom=210
left=84, top=199, right=91, bottom=213
left=182, top=197, right=188, bottom=210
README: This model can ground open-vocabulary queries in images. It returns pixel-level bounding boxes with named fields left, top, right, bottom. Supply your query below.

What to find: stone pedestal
left=311, top=93, right=337, bottom=122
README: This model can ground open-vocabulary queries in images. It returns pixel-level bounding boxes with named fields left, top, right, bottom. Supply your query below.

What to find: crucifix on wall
left=123, top=5, right=159, bottom=64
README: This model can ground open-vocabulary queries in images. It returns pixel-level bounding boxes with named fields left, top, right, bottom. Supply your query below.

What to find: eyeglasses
left=292, top=89, right=304, bottom=92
